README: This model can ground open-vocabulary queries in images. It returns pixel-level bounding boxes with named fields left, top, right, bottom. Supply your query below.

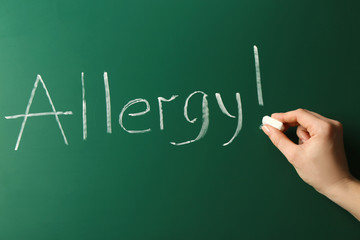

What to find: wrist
left=314, top=176, right=352, bottom=197
left=322, top=176, right=360, bottom=221
left=321, top=176, right=355, bottom=199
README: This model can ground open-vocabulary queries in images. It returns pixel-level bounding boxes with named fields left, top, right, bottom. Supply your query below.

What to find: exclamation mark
left=81, top=72, right=87, bottom=140
left=253, top=45, right=264, bottom=106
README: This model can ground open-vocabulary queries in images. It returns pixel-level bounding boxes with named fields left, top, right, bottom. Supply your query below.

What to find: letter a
left=5, top=75, right=73, bottom=150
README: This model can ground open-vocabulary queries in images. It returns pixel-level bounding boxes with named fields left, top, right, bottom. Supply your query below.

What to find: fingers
left=271, top=109, right=322, bottom=135
left=304, top=110, right=327, bottom=121
left=305, top=110, right=341, bottom=126
left=262, top=125, right=298, bottom=162
left=297, top=126, right=310, bottom=144
left=263, top=108, right=340, bottom=163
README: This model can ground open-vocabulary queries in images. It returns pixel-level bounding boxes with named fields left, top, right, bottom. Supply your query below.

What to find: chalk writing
left=81, top=72, right=87, bottom=140
left=254, top=45, right=264, bottom=106
left=5, top=75, right=73, bottom=150
left=4, top=46, right=264, bottom=150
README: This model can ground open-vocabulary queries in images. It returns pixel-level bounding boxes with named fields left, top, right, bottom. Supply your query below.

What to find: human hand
left=261, top=108, right=352, bottom=196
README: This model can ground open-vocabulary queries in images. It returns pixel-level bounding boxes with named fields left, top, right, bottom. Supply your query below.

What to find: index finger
left=271, top=109, right=321, bottom=133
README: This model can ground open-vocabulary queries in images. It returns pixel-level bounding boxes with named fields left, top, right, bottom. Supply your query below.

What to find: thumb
left=262, top=125, right=298, bottom=162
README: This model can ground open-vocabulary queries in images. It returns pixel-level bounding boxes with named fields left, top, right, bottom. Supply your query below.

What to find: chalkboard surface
left=0, top=0, right=359, bottom=239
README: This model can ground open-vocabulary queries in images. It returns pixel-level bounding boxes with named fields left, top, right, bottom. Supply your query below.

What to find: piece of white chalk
left=262, top=116, right=285, bottom=131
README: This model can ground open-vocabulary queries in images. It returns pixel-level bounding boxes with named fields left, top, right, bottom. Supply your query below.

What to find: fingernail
left=262, top=125, right=270, bottom=134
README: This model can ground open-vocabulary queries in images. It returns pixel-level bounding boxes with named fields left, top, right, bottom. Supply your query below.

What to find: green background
left=0, top=0, right=359, bottom=239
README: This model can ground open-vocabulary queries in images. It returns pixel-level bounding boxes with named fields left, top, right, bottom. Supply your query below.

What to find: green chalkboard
left=0, top=0, right=359, bottom=239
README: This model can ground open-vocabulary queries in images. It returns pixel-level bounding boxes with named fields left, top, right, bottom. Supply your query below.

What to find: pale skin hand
left=262, top=109, right=360, bottom=221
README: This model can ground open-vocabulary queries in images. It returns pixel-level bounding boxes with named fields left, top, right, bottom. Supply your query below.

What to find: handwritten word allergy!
left=5, top=46, right=264, bottom=151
